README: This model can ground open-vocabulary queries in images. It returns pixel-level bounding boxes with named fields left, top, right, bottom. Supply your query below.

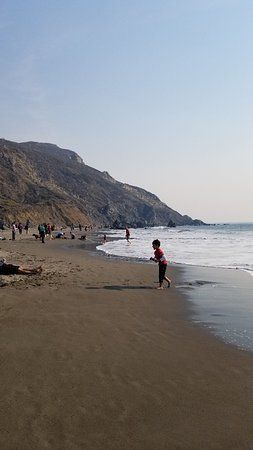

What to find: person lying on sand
left=54, top=231, right=67, bottom=239
left=0, top=258, right=42, bottom=275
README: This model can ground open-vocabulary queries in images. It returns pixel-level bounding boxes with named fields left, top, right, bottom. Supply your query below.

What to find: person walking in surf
left=125, top=226, right=131, bottom=243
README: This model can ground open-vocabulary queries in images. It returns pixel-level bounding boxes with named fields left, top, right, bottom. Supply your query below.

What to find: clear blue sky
left=1, top=0, right=252, bottom=222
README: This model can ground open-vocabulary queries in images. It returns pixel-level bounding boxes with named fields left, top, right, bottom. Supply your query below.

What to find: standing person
left=18, top=222, right=23, bottom=236
left=125, top=226, right=130, bottom=243
left=24, top=219, right=30, bottom=234
left=11, top=222, right=17, bottom=241
left=44, top=223, right=48, bottom=236
left=47, top=223, right=52, bottom=239
left=150, top=239, right=171, bottom=290
left=38, top=224, right=46, bottom=244
left=103, top=234, right=107, bottom=244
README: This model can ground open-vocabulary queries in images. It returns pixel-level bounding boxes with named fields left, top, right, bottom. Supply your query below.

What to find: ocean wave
left=97, top=224, right=253, bottom=276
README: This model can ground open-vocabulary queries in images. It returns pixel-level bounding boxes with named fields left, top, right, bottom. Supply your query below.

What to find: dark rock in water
left=0, top=138, right=206, bottom=227
left=167, top=220, right=176, bottom=228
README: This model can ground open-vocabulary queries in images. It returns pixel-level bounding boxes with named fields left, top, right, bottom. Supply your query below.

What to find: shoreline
left=1, top=229, right=253, bottom=352
left=1, top=230, right=253, bottom=448
left=96, top=239, right=253, bottom=353
left=1, top=228, right=253, bottom=351
left=96, top=240, right=253, bottom=278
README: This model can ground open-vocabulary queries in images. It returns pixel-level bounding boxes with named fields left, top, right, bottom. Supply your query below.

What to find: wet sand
left=178, top=264, right=253, bottom=352
left=0, top=230, right=253, bottom=449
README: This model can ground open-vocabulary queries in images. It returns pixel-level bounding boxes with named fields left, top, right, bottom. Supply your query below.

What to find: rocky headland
left=0, top=138, right=204, bottom=227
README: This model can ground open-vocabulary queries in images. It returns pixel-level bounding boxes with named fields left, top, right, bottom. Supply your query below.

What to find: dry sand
left=0, top=229, right=253, bottom=450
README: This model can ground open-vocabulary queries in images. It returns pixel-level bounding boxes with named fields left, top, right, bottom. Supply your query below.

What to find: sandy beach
left=1, top=229, right=253, bottom=450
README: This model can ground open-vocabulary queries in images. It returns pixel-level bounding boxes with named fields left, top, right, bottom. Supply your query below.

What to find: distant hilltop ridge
left=0, top=138, right=205, bottom=227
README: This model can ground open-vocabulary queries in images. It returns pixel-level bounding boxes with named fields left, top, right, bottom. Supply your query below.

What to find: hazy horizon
left=1, top=1, right=252, bottom=223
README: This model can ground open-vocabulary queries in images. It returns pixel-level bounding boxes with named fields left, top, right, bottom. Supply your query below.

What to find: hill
left=0, top=138, right=204, bottom=227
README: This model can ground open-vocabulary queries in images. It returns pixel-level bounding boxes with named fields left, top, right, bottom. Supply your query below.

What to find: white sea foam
left=97, top=223, right=253, bottom=275
left=97, top=223, right=253, bottom=352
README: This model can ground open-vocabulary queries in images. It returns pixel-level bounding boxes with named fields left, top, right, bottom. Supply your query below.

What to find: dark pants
left=159, top=264, right=167, bottom=283
left=40, top=232, right=45, bottom=243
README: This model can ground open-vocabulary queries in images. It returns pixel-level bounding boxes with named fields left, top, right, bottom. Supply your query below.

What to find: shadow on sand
left=85, top=285, right=154, bottom=291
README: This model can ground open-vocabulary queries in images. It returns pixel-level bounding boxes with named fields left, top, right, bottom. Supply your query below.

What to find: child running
left=150, top=239, right=171, bottom=289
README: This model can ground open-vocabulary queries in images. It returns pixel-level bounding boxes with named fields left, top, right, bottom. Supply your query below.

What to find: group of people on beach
left=11, top=220, right=30, bottom=240
left=2, top=221, right=171, bottom=289
left=10, top=221, right=90, bottom=244
left=37, top=223, right=53, bottom=243
left=0, top=222, right=89, bottom=276
left=11, top=220, right=55, bottom=241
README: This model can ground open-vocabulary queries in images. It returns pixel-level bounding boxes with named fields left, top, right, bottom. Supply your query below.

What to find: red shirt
left=154, top=248, right=167, bottom=265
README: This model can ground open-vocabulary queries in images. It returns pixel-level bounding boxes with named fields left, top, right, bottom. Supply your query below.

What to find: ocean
left=97, top=223, right=253, bottom=352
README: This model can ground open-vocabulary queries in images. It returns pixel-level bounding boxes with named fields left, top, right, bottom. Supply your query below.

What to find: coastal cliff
left=0, top=138, right=204, bottom=227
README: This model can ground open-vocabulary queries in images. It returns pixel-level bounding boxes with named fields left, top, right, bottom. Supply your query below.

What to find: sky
left=0, top=0, right=252, bottom=223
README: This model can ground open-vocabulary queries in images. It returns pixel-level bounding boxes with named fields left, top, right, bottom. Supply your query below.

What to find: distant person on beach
left=18, top=222, right=23, bottom=235
left=44, top=223, right=48, bottom=235
left=24, top=220, right=30, bottom=234
left=38, top=224, right=46, bottom=244
left=150, top=239, right=171, bottom=290
left=125, top=226, right=130, bottom=243
left=103, top=234, right=107, bottom=244
left=55, top=231, right=65, bottom=239
left=11, top=223, right=16, bottom=240
left=0, top=258, right=42, bottom=275
left=47, top=223, right=52, bottom=239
